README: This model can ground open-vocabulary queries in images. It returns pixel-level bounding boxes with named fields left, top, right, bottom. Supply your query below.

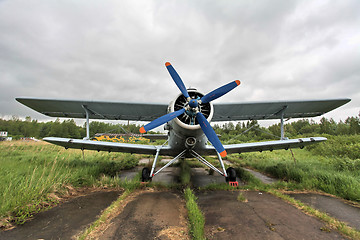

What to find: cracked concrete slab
left=0, top=190, right=122, bottom=240
left=196, top=190, right=345, bottom=240
left=98, top=191, right=189, bottom=239
left=288, top=193, right=360, bottom=231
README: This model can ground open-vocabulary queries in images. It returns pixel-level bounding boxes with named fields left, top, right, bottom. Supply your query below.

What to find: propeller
left=140, top=62, right=241, bottom=157
left=196, top=111, right=227, bottom=157
left=139, top=108, right=185, bottom=134
left=165, top=62, right=190, bottom=99
left=200, top=80, right=240, bottom=104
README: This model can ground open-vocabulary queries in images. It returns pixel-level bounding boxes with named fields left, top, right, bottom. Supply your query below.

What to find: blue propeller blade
left=165, top=62, right=190, bottom=99
left=201, top=80, right=240, bottom=104
left=196, top=112, right=227, bottom=157
left=140, top=108, right=185, bottom=133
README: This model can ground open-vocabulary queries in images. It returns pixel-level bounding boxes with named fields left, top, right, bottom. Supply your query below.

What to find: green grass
left=184, top=187, right=205, bottom=240
left=0, top=141, right=139, bottom=225
left=180, top=159, right=191, bottom=186
left=227, top=135, right=360, bottom=202
left=307, top=134, right=360, bottom=160
left=2, top=136, right=360, bottom=238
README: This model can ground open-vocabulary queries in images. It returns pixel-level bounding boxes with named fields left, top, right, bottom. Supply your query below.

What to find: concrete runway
left=1, top=166, right=358, bottom=239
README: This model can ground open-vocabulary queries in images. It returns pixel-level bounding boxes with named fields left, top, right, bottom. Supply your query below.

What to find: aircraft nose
left=189, top=99, right=198, bottom=108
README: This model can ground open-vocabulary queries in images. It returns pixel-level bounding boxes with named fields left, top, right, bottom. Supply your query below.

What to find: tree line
left=214, top=114, right=360, bottom=143
left=0, top=114, right=359, bottom=141
left=0, top=116, right=144, bottom=140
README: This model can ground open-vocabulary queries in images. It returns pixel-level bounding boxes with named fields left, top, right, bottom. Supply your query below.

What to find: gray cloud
left=0, top=0, right=359, bottom=123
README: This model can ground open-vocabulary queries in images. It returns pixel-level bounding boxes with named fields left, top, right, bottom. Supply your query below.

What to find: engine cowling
left=169, top=89, right=214, bottom=130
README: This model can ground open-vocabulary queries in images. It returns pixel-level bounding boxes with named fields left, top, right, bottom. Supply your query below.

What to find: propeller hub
left=189, top=99, right=198, bottom=108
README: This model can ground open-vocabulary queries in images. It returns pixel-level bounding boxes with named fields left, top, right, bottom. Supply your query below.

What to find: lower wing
left=43, top=137, right=173, bottom=155
left=44, top=136, right=326, bottom=157
left=201, top=137, right=326, bottom=155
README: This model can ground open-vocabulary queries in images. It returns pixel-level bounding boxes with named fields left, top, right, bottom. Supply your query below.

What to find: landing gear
left=141, top=167, right=151, bottom=182
left=190, top=150, right=239, bottom=187
left=225, top=167, right=238, bottom=187
left=225, top=167, right=236, bottom=182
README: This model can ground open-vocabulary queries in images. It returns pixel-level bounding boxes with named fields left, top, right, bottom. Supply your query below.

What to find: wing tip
left=165, top=62, right=171, bottom=67
left=15, top=97, right=23, bottom=103
left=235, top=80, right=241, bottom=86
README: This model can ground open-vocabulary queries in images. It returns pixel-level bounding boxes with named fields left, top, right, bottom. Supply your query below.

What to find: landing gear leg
left=191, top=150, right=239, bottom=187
left=149, top=147, right=161, bottom=180
left=225, top=167, right=238, bottom=187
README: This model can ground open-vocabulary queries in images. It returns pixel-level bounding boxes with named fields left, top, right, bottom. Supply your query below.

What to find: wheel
left=141, top=167, right=151, bottom=182
left=225, top=167, right=237, bottom=182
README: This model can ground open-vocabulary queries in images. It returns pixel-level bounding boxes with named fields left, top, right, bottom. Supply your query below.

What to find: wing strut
left=150, top=147, right=161, bottom=177
left=191, top=150, right=226, bottom=177
left=152, top=149, right=187, bottom=177
left=262, top=105, right=288, bottom=140
left=82, top=105, right=90, bottom=140
left=278, top=106, right=288, bottom=140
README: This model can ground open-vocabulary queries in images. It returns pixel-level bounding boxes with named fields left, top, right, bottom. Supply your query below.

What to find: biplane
left=17, top=62, right=350, bottom=185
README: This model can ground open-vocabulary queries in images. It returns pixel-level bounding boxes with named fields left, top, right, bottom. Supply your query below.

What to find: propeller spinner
left=139, top=62, right=241, bottom=157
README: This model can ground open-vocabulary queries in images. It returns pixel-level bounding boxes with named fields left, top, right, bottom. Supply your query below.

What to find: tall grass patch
left=184, top=188, right=205, bottom=240
left=229, top=135, right=360, bottom=201
left=0, top=141, right=139, bottom=224
left=180, top=159, right=191, bottom=186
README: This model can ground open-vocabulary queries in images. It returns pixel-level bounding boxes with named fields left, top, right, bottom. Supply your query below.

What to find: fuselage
left=166, top=89, right=214, bottom=154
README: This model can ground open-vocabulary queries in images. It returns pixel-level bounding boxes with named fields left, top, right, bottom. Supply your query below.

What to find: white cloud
left=0, top=0, right=358, bottom=123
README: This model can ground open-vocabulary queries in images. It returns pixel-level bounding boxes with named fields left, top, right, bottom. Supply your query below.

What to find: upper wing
left=43, top=137, right=175, bottom=155
left=212, top=99, right=350, bottom=121
left=200, top=137, right=327, bottom=155
left=16, top=98, right=168, bottom=121
left=17, top=98, right=350, bottom=122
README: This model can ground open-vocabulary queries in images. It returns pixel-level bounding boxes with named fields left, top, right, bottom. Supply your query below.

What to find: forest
left=0, top=114, right=359, bottom=141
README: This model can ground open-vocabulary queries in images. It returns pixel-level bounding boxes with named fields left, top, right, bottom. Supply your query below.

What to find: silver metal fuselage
left=166, top=90, right=214, bottom=156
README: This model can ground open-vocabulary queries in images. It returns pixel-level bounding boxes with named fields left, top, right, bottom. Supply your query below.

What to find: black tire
left=141, top=167, right=151, bottom=182
left=226, top=167, right=237, bottom=182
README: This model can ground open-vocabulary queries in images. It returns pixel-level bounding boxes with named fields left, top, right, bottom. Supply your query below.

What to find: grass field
left=228, top=135, right=360, bottom=202
left=1, top=135, right=360, bottom=236
left=0, top=141, right=139, bottom=225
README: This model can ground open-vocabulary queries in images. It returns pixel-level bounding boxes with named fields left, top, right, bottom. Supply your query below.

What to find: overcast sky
left=0, top=0, right=359, bottom=125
